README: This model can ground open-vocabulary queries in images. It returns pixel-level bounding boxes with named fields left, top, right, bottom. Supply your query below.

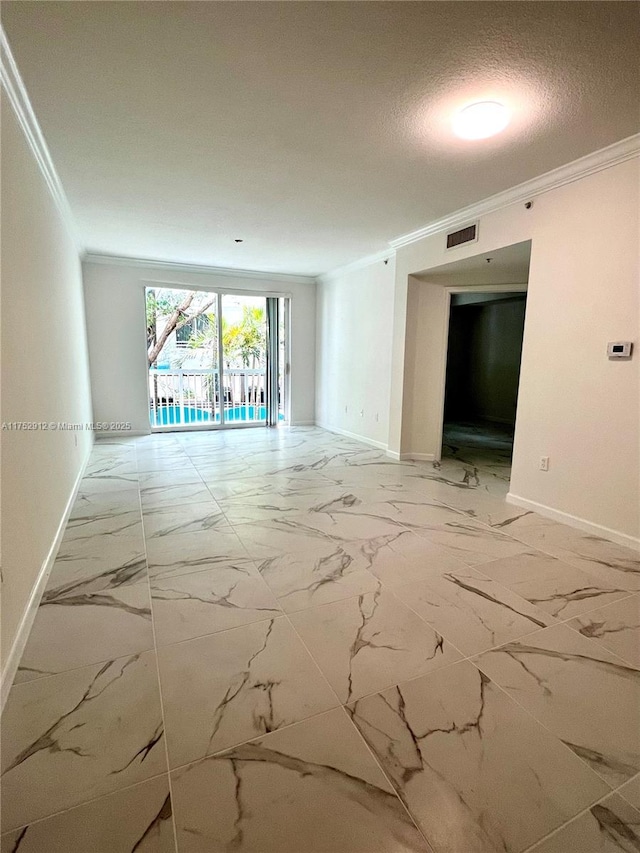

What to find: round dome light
left=452, top=101, right=510, bottom=140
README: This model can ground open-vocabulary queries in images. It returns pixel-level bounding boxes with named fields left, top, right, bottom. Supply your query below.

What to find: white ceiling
left=3, top=2, right=639, bottom=276
left=416, top=240, right=531, bottom=286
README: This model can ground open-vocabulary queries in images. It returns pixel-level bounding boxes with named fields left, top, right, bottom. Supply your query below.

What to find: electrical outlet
left=344, top=405, right=348, bottom=414
left=539, top=456, right=550, bottom=472
left=375, top=412, right=379, bottom=422
left=360, top=409, right=364, bottom=417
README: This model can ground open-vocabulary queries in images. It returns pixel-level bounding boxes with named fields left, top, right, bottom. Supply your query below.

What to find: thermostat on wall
left=607, top=341, right=633, bottom=359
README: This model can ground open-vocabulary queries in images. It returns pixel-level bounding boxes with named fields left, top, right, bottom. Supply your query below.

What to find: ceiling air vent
left=446, top=222, right=479, bottom=250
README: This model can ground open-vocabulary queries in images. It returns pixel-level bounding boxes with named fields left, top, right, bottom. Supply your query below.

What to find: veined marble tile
left=218, top=486, right=365, bottom=526
left=394, top=569, right=554, bottom=656
left=135, top=445, right=191, bottom=459
left=1, top=651, right=166, bottom=831
left=619, top=774, right=640, bottom=809
left=138, top=469, right=205, bottom=489
left=320, top=463, right=424, bottom=490
left=142, top=500, right=230, bottom=538
left=84, top=456, right=139, bottom=478
left=136, top=450, right=189, bottom=464
left=245, top=530, right=380, bottom=613
left=47, top=539, right=147, bottom=596
left=140, top=481, right=214, bottom=511
left=567, top=595, right=640, bottom=667
left=91, top=440, right=137, bottom=454
left=475, top=623, right=640, bottom=787
left=233, top=517, right=339, bottom=559
left=261, top=456, right=370, bottom=476
left=325, top=495, right=468, bottom=531
left=77, top=473, right=139, bottom=495
left=289, top=588, right=461, bottom=704
left=69, top=488, right=141, bottom=520
left=206, top=477, right=327, bottom=502
left=414, top=520, right=530, bottom=566
left=407, top=463, right=510, bottom=499
left=528, top=793, right=640, bottom=853
left=151, top=564, right=281, bottom=645
left=197, top=459, right=276, bottom=482
left=157, top=617, right=338, bottom=767
left=500, top=517, right=640, bottom=592
left=0, top=775, right=174, bottom=853
left=136, top=456, right=197, bottom=474
left=478, top=552, right=631, bottom=619
left=427, top=489, right=531, bottom=528
left=170, top=708, right=430, bottom=853
left=16, top=581, right=154, bottom=683
left=292, top=506, right=414, bottom=543
left=348, top=660, right=608, bottom=853
left=63, top=509, right=144, bottom=544
left=343, top=528, right=470, bottom=588
left=146, top=529, right=253, bottom=581
left=443, top=447, right=512, bottom=478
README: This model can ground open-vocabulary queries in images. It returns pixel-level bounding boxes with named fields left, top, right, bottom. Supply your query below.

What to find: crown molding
left=1, top=26, right=82, bottom=250
left=317, top=248, right=396, bottom=284
left=389, top=133, right=640, bottom=250
left=82, top=252, right=317, bottom=285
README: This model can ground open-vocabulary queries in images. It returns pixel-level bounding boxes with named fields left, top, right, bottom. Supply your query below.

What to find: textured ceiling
left=2, top=2, right=639, bottom=276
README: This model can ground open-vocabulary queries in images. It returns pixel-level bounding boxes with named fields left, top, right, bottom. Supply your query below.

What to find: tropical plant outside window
left=146, top=287, right=269, bottom=427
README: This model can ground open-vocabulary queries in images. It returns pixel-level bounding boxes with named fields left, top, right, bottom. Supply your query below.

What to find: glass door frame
left=144, top=280, right=290, bottom=433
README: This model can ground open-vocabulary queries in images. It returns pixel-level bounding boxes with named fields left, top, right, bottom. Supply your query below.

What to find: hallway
left=2, top=428, right=640, bottom=852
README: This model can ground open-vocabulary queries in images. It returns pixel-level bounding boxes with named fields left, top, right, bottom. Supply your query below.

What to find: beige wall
left=392, top=158, right=639, bottom=541
left=1, top=102, right=93, bottom=676
left=82, top=262, right=317, bottom=432
left=316, top=258, right=395, bottom=447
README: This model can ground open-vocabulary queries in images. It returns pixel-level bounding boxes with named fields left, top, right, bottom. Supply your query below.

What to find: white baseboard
left=315, top=421, right=388, bottom=451
left=1, top=449, right=91, bottom=711
left=386, top=450, right=436, bottom=462
left=290, top=420, right=316, bottom=427
left=401, top=452, right=436, bottom=462
left=506, top=492, right=640, bottom=552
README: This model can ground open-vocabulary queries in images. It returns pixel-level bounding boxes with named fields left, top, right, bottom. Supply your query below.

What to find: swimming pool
left=150, top=405, right=282, bottom=426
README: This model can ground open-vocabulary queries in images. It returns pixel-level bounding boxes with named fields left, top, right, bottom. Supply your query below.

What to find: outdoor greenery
left=146, top=288, right=266, bottom=369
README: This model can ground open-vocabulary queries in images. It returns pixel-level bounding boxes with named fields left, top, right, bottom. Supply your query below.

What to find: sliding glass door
left=220, top=294, right=267, bottom=424
left=146, top=286, right=287, bottom=431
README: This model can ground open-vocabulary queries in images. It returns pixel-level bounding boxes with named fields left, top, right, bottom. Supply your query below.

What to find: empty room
left=1, top=2, right=639, bottom=852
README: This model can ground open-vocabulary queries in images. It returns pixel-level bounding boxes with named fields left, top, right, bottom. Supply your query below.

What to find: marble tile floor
left=441, top=420, right=514, bottom=477
left=2, top=427, right=639, bottom=853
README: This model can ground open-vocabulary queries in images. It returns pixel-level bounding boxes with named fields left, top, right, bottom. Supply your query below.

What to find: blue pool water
left=150, top=405, right=281, bottom=426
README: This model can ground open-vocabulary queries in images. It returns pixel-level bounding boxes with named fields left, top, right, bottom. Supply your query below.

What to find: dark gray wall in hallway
left=444, top=295, right=526, bottom=425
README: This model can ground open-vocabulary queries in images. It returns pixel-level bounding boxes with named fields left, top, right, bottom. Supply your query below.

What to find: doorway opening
left=146, top=286, right=289, bottom=431
left=442, top=290, right=527, bottom=472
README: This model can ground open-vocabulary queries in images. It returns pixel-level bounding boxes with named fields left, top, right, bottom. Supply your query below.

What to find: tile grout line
left=8, top=431, right=638, bottom=848
left=520, top=779, right=640, bottom=852
left=136, top=444, right=180, bottom=853
left=333, top=704, right=438, bottom=853
left=0, top=771, right=174, bottom=838
left=464, top=651, right=627, bottom=800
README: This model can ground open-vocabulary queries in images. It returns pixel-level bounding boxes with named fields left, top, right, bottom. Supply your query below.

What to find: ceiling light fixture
left=452, top=101, right=510, bottom=140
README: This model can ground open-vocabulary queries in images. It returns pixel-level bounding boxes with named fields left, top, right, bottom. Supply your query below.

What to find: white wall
left=316, top=257, right=395, bottom=448
left=391, top=158, right=639, bottom=541
left=82, top=261, right=316, bottom=432
left=1, top=101, right=93, bottom=678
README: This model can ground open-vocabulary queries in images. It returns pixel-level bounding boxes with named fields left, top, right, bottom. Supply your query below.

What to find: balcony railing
left=149, top=368, right=267, bottom=427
